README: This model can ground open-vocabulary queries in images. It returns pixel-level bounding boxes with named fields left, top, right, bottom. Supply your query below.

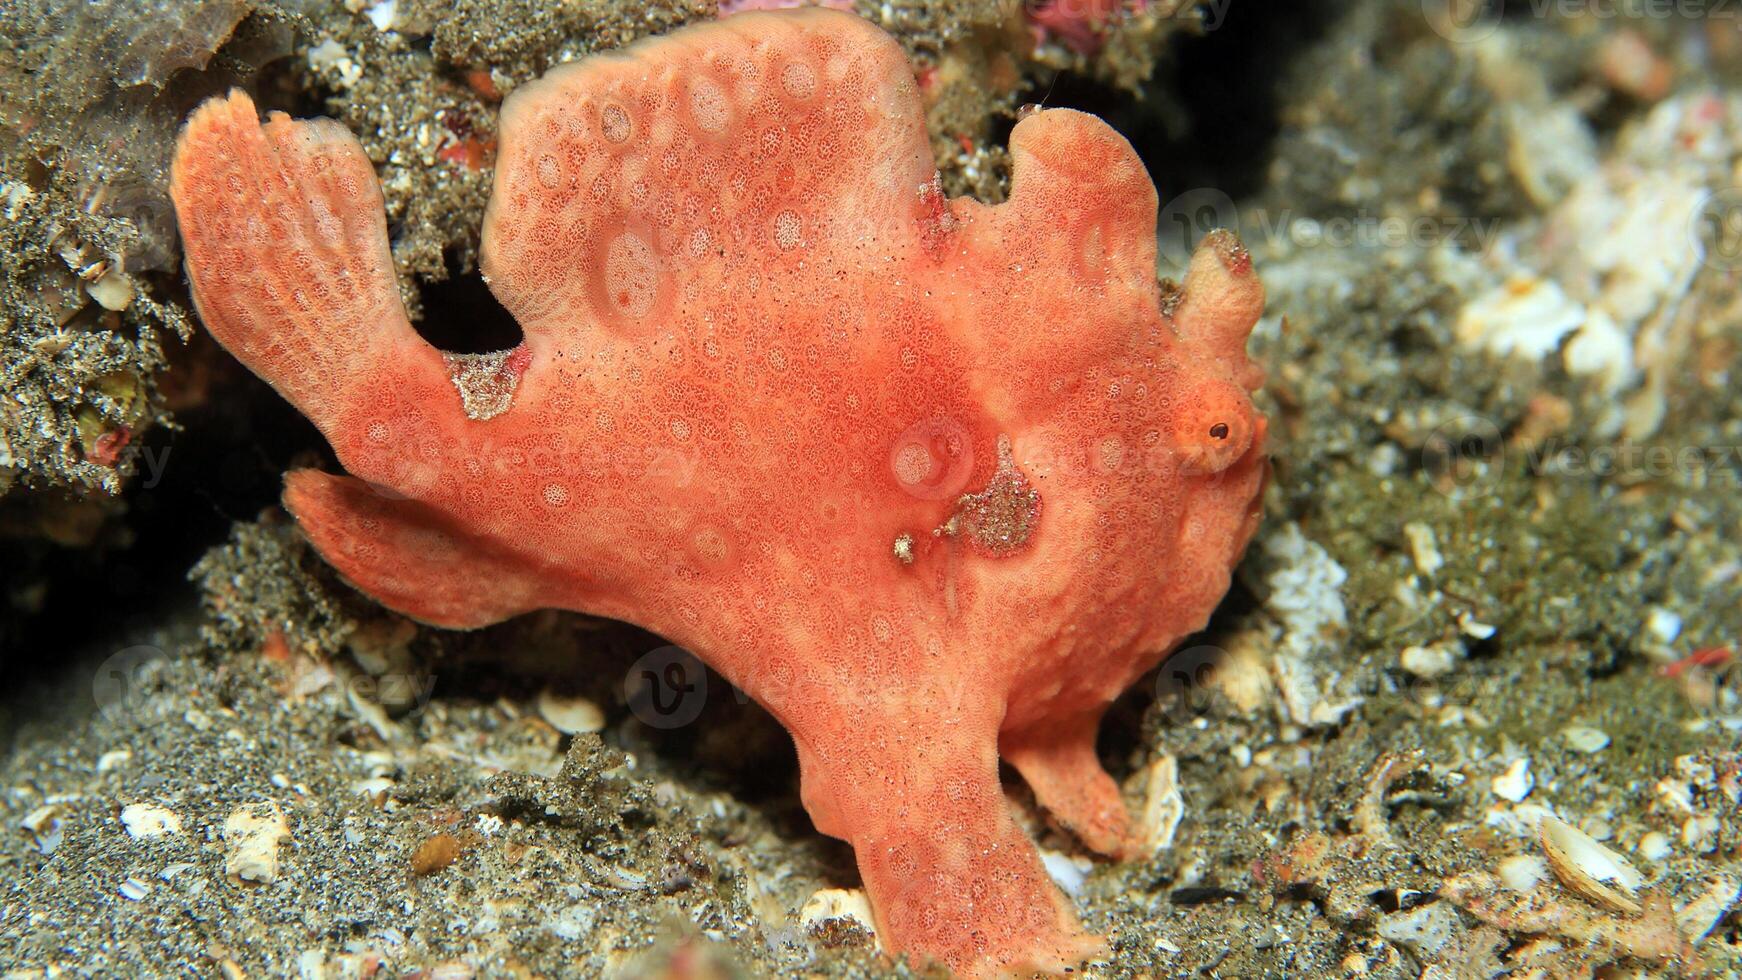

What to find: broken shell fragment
left=1539, top=815, right=1644, bottom=915
left=410, top=833, right=462, bottom=876
left=1676, top=875, right=1741, bottom=945
left=535, top=688, right=605, bottom=735
left=1139, top=753, right=1185, bottom=853
left=223, top=800, right=291, bottom=884
left=1491, top=758, right=1534, bottom=802
left=120, top=803, right=182, bottom=839
left=801, top=887, right=878, bottom=944
left=86, top=268, right=136, bottom=311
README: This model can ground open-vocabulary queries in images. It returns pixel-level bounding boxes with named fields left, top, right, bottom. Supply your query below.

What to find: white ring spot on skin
left=367, top=421, right=391, bottom=445
left=535, top=153, right=561, bottom=189
left=892, top=442, right=933, bottom=486
left=1097, top=435, right=1125, bottom=473
left=601, top=103, right=632, bottom=144
left=310, top=201, right=342, bottom=243
left=693, top=527, right=727, bottom=562
left=670, top=417, right=691, bottom=442
left=604, top=232, right=658, bottom=318
left=781, top=61, right=817, bottom=99
left=890, top=416, right=975, bottom=500
left=871, top=613, right=893, bottom=644
left=688, top=77, right=730, bottom=133
left=688, top=227, right=711, bottom=258
left=542, top=483, right=569, bottom=507
left=774, top=209, right=802, bottom=251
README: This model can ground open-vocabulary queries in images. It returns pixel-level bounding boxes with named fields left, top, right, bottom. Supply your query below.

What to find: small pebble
left=1492, top=759, right=1534, bottom=802
left=1560, top=726, right=1610, bottom=754
left=411, top=833, right=462, bottom=876
left=1400, top=642, right=1460, bottom=679
left=1456, top=611, right=1498, bottom=639
left=223, top=801, right=290, bottom=884
left=1644, top=606, right=1682, bottom=645
left=1636, top=831, right=1672, bottom=862
left=86, top=269, right=135, bottom=311
left=1497, top=854, right=1549, bottom=892
left=1402, top=522, right=1443, bottom=576
left=96, top=750, right=133, bottom=772
left=1376, top=903, right=1461, bottom=960
left=1677, top=876, right=1741, bottom=946
left=800, top=887, right=878, bottom=939
left=1683, top=814, right=1720, bottom=853
left=121, top=803, right=182, bottom=839
left=1040, top=849, right=1091, bottom=897
left=536, top=689, right=606, bottom=735
left=21, top=805, right=62, bottom=855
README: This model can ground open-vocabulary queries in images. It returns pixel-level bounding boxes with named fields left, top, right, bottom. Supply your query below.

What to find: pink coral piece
left=1030, top=0, right=1150, bottom=55
left=169, top=9, right=1266, bottom=977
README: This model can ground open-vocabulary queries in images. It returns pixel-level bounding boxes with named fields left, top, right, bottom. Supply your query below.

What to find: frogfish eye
left=1169, top=379, right=1258, bottom=475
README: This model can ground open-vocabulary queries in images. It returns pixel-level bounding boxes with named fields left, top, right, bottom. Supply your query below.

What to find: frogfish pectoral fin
left=283, top=469, right=544, bottom=630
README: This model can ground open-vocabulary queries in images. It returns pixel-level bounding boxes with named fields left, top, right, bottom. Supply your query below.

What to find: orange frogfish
left=170, top=9, right=1267, bottom=976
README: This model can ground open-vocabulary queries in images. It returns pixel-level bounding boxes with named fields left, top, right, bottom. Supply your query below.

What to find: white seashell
left=1539, top=815, right=1644, bottom=914
left=1560, top=726, right=1610, bottom=754
left=1498, top=854, right=1549, bottom=892
left=1402, top=522, right=1443, bottom=576
left=223, top=801, right=290, bottom=884
left=1492, top=758, right=1534, bottom=802
left=536, top=689, right=606, bottom=735
left=1040, top=848, right=1092, bottom=897
left=120, top=803, right=182, bottom=839
left=1636, top=831, right=1672, bottom=862
left=1401, top=642, right=1460, bottom=679
left=1140, top=753, right=1185, bottom=854
left=800, top=887, right=878, bottom=945
left=86, top=269, right=135, bottom=311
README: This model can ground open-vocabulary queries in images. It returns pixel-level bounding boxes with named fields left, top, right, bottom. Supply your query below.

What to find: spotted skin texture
left=170, top=10, right=1267, bottom=976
